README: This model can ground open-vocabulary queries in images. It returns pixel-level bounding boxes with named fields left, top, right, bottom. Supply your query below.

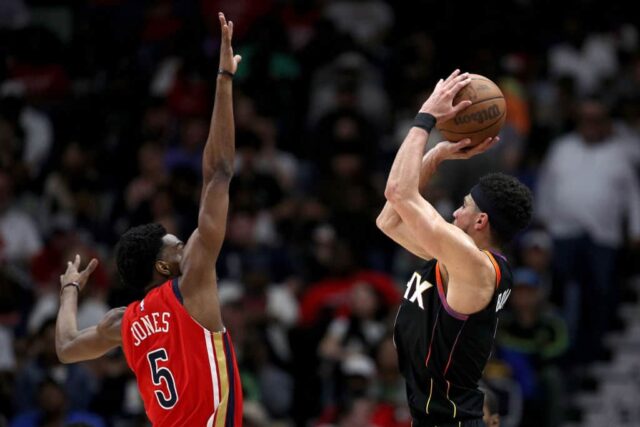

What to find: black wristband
left=61, top=282, right=80, bottom=296
left=413, top=112, right=437, bottom=133
left=217, top=68, right=234, bottom=79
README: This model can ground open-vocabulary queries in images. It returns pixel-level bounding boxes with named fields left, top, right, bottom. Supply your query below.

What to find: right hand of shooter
left=419, top=70, right=472, bottom=123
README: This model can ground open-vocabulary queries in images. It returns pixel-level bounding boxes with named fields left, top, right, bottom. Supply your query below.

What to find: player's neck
left=471, top=232, right=500, bottom=254
left=145, top=275, right=171, bottom=293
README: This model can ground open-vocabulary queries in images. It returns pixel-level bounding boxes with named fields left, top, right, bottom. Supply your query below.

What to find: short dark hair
left=477, top=173, right=533, bottom=244
left=116, top=223, right=166, bottom=289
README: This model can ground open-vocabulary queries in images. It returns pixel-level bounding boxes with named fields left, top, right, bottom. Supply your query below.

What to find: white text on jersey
left=404, top=272, right=434, bottom=310
left=131, top=312, right=171, bottom=346
left=495, top=289, right=511, bottom=312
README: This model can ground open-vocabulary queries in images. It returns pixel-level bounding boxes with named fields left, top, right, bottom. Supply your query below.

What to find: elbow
left=384, top=181, right=410, bottom=205
left=203, top=163, right=234, bottom=182
left=376, top=210, right=397, bottom=233
left=375, top=212, right=387, bottom=232
left=56, top=346, right=73, bottom=364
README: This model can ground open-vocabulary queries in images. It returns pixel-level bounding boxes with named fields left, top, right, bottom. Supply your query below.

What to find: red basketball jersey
left=121, top=279, right=243, bottom=426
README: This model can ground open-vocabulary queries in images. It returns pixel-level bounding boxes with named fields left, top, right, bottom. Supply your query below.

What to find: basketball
left=436, top=74, right=506, bottom=146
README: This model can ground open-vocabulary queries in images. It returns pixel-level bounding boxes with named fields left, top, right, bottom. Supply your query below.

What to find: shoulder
left=441, top=251, right=497, bottom=315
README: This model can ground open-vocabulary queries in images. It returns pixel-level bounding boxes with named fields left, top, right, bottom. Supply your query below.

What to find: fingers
left=445, top=72, right=470, bottom=93
left=453, top=99, right=472, bottom=113
left=465, top=136, right=500, bottom=156
left=74, top=254, right=81, bottom=269
left=219, top=12, right=231, bottom=41
left=443, top=69, right=461, bottom=86
left=478, top=136, right=500, bottom=149
left=83, top=258, right=99, bottom=276
left=234, top=54, right=242, bottom=64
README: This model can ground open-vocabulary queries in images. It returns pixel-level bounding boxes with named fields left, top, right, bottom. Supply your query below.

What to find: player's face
left=159, top=234, right=184, bottom=276
left=452, top=195, right=480, bottom=234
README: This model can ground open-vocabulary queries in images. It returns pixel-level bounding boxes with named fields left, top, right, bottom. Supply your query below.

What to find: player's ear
left=155, top=260, right=171, bottom=276
left=475, top=212, right=489, bottom=231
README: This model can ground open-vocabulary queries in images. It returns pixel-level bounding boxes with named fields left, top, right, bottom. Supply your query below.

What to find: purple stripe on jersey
left=489, top=250, right=507, bottom=262
left=435, top=262, right=469, bottom=321
left=436, top=282, right=469, bottom=321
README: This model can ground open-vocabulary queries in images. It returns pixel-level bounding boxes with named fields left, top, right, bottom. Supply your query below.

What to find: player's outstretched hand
left=433, top=136, right=500, bottom=161
left=60, top=254, right=99, bottom=293
left=218, top=12, right=242, bottom=74
left=420, top=70, right=472, bottom=123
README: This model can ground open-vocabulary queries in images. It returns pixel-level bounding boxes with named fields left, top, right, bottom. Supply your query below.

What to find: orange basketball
left=436, top=74, right=506, bottom=146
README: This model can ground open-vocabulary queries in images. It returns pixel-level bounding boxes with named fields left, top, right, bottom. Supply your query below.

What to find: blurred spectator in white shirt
left=535, top=98, right=640, bottom=363
left=0, top=170, right=41, bottom=266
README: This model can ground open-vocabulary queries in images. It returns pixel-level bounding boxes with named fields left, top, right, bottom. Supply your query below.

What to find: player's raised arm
left=377, top=136, right=499, bottom=260
left=178, top=13, right=241, bottom=330
left=55, top=255, right=124, bottom=363
left=384, top=70, right=497, bottom=313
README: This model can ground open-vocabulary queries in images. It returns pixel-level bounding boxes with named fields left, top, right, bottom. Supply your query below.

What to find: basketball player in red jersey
left=55, top=13, right=243, bottom=426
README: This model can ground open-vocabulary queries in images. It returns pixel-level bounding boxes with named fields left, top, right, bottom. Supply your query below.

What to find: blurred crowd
left=1, top=1, right=639, bottom=426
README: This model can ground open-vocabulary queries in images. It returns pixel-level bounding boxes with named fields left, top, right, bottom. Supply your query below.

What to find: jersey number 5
left=147, top=348, right=179, bottom=409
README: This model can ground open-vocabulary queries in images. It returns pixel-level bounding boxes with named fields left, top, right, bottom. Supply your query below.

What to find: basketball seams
left=458, top=95, right=504, bottom=103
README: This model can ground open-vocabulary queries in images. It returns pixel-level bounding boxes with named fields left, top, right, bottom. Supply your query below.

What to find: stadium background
left=1, top=0, right=639, bottom=426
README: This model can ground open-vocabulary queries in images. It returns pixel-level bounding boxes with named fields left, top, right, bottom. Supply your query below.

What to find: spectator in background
left=124, top=141, right=169, bottom=219
left=231, top=130, right=284, bottom=213
left=497, top=268, right=568, bottom=427
left=319, top=282, right=387, bottom=362
left=548, top=15, right=619, bottom=96
left=318, top=282, right=389, bottom=408
left=370, top=335, right=411, bottom=427
left=164, top=116, right=208, bottom=174
left=308, top=52, right=390, bottom=130
left=0, top=170, right=41, bottom=266
left=41, top=143, right=103, bottom=237
left=323, top=0, right=393, bottom=51
left=10, top=377, right=105, bottom=427
left=481, top=386, right=500, bottom=427
left=0, top=96, right=52, bottom=180
left=4, top=26, right=70, bottom=101
left=28, top=225, right=109, bottom=340
left=517, top=228, right=554, bottom=297
left=234, top=95, right=300, bottom=192
left=13, top=319, right=97, bottom=414
left=536, top=97, right=640, bottom=362
left=0, top=0, right=29, bottom=30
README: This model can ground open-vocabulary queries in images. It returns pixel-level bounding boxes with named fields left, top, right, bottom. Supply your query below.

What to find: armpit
left=98, top=307, right=126, bottom=342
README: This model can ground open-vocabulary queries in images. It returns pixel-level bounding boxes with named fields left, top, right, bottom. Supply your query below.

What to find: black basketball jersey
left=393, top=251, right=512, bottom=426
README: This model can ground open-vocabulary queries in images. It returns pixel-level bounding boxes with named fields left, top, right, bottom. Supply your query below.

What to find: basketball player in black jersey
left=377, top=70, right=533, bottom=427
